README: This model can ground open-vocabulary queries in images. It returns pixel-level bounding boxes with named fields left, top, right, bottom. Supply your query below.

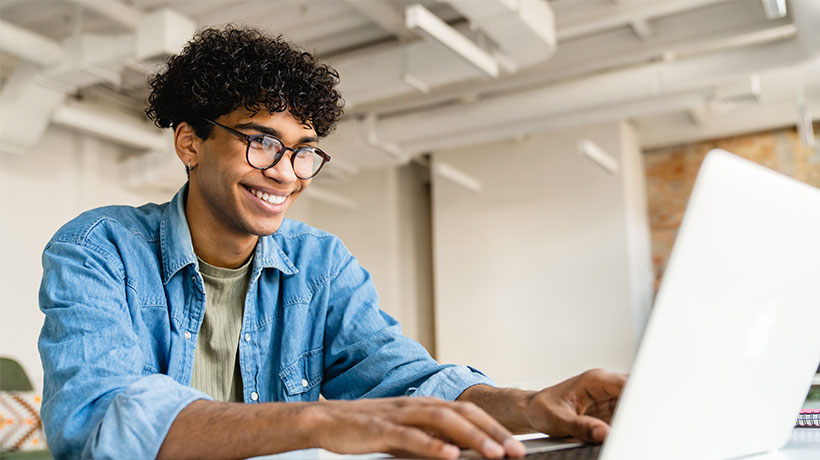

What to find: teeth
left=251, top=187, right=287, bottom=205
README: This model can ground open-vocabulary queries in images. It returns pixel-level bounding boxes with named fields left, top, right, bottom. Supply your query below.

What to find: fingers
left=451, top=401, right=526, bottom=457
left=569, top=415, right=609, bottom=443
left=380, top=424, right=461, bottom=459
left=396, top=404, right=512, bottom=459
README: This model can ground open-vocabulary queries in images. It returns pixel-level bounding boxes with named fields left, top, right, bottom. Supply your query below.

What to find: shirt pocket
left=279, top=347, right=323, bottom=400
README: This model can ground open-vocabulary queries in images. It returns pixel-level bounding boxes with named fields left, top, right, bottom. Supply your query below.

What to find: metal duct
left=446, top=0, right=557, bottom=69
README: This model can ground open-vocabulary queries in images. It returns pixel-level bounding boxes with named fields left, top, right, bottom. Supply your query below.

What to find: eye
left=248, top=136, right=266, bottom=150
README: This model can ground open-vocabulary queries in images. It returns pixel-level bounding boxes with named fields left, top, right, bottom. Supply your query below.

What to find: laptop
left=466, top=149, right=820, bottom=460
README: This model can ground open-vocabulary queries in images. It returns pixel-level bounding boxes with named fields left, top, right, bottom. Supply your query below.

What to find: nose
left=262, top=151, right=298, bottom=184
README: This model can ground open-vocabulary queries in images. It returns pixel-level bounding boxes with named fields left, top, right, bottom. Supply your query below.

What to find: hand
left=524, top=369, right=626, bottom=443
left=309, top=396, right=527, bottom=459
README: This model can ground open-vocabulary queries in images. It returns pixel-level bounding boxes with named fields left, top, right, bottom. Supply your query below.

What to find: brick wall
left=644, top=123, right=820, bottom=291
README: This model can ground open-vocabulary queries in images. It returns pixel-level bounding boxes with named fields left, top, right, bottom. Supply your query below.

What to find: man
left=39, top=26, right=625, bottom=460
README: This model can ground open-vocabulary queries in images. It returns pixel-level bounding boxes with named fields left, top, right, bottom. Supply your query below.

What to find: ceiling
left=1, top=0, right=819, bottom=193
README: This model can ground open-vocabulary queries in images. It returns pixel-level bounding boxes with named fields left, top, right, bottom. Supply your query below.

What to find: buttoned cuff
left=407, top=365, right=497, bottom=401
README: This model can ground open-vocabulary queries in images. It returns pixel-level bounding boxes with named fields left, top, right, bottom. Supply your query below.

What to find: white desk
left=251, top=428, right=820, bottom=459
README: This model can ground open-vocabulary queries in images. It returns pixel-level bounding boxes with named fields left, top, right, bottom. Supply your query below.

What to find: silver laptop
left=475, top=149, right=820, bottom=460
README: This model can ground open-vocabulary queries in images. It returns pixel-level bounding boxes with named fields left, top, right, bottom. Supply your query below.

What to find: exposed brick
left=644, top=123, right=820, bottom=292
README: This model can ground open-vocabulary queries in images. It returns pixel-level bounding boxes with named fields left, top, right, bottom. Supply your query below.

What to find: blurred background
left=1, top=0, right=819, bottom=393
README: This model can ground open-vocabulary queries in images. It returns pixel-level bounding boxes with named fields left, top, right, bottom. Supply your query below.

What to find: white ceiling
left=1, top=0, right=819, bottom=191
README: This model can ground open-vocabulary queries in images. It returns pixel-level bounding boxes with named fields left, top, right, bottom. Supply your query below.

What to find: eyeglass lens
left=247, top=137, right=324, bottom=178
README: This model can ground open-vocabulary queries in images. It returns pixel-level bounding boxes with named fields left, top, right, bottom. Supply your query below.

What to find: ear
left=174, top=122, right=202, bottom=169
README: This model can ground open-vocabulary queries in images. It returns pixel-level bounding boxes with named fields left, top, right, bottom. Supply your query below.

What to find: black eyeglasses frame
left=203, top=118, right=330, bottom=179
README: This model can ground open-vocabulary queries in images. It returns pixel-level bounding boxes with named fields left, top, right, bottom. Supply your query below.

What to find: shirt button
left=301, top=378, right=309, bottom=388
left=184, top=331, right=192, bottom=340
left=250, top=392, right=259, bottom=401
left=244, top=333, right=251, bottom=342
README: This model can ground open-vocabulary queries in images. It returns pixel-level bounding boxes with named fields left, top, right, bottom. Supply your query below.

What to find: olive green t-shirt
left=190, top=255, right=253, bottom=402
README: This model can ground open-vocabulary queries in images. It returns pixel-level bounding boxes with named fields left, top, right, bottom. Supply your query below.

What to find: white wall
left=299, top=164, right=435, bottom=353
left=0, top=127, right=172, bottom=391
left=431, top=121, right=651, bottom=389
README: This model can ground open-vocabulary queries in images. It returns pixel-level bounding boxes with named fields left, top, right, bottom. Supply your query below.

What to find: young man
left=39, top=26, right=625, bottom=460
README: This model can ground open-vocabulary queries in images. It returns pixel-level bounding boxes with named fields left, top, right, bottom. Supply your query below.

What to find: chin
left=247, top=217, right=286, bottom=237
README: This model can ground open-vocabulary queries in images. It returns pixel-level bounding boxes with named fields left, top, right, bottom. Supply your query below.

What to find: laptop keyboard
left=522, top=444, right=601, bottom=460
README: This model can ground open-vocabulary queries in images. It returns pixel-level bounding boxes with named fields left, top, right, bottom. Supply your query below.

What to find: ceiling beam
left=342, top=0, right=410, bottom=39
left=556, top=0, right=731, bottom=41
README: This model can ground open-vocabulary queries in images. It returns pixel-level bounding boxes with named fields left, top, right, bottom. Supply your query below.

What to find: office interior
left=1, top=0, right=819, bottom=402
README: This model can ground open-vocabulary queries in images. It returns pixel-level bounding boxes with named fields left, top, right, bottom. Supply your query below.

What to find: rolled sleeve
left=39, top=239, right=211, bottom=459
left=406, top=365, right=497, bottom=401
left=86, top=375, right=211, bottom=460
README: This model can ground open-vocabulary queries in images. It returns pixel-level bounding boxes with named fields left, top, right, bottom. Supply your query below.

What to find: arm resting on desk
left=157, top=400, right=315, bottom=460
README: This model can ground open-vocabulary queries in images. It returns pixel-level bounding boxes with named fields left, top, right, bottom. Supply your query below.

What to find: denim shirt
left=38, top=184, right=495, bottom=460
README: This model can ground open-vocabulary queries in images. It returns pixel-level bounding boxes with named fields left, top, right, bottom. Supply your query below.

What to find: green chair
left=0, top=357, right=52, bottom=460
left=0, top=357, right=35, bottom=391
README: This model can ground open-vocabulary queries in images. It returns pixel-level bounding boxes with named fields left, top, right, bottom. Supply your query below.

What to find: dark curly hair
left=145, top=25, right=344, bottom=138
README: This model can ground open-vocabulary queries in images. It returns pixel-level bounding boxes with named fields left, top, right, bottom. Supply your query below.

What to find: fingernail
left=483, top=439, right=505, bottom=458
left=504, top=438, right=527, bottom=457
left=442, top=444, right=460, bottom=458
left=592, top=426, right=606, bottom=441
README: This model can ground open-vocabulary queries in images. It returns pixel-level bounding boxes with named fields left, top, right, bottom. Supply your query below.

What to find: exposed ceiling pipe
left=373, top=0, right=820, bottom=152
left=0, top=20, right=68, bottom=67
left=52, top=101, right=170, bottom=152
left=400, top=92, right=706, bottom=155
left=0, top=63, right=68, bottom=154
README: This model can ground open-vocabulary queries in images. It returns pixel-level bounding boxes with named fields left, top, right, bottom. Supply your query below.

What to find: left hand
left=524, top=369, right=627, bottom=443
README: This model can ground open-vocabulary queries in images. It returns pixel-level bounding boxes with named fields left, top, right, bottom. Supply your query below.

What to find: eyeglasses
left=203, top=118, right=330, bottom=179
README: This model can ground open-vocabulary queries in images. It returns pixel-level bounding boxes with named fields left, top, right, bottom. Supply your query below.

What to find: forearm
left=157, top=399, right=319, bottom=460
left=457, top=384, right=536, bottom=434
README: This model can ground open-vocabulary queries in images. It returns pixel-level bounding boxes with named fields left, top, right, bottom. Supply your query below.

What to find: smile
left=244, top=185, right=289, bottom=205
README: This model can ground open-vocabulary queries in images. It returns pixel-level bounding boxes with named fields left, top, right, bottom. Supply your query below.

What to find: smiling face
left=180, top=108, right=317, bottom=245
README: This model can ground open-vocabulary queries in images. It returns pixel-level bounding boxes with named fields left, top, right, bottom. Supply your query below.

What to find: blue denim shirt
left=38, top=184, right=495, bottom=460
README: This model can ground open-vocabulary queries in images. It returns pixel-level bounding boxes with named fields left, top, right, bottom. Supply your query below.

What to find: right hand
left=309, top=396, right=527, bottom=459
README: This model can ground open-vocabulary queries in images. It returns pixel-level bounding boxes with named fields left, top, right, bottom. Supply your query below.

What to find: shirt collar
left=160, top=183, right=298, bottom=285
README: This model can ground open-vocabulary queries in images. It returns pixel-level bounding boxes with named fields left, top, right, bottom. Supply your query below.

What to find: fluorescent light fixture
left=405, top=4, right=499, bottom=78
left=434, top=160, right=483, bottom=193
left=578, top=140, right=619, bottom=175
left=761, top=0, right=787, bottom=19
left=401, top=73, right=431, bottom=93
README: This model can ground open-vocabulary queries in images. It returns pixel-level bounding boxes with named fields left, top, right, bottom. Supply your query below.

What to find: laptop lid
left=599, top=150, right=820, bottom=460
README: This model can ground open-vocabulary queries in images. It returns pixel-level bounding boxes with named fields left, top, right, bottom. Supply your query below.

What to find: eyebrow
left=234, top=122, right=318, bottom=145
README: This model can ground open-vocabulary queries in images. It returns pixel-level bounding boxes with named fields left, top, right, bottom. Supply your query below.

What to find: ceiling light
left=761, top=0, right=787, bottom=19
left=578, top=140, right=619, bottom=175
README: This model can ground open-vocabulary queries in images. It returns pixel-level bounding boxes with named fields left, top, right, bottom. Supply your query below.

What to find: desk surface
left=251, top=428, right=820, bottom=460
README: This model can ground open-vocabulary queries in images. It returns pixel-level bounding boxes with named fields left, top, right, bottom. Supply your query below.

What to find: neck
left=185, top=185, right=257, bottom=269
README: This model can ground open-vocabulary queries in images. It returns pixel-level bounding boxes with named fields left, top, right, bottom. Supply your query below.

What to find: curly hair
left=145, top=25, right=344, bottom=138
